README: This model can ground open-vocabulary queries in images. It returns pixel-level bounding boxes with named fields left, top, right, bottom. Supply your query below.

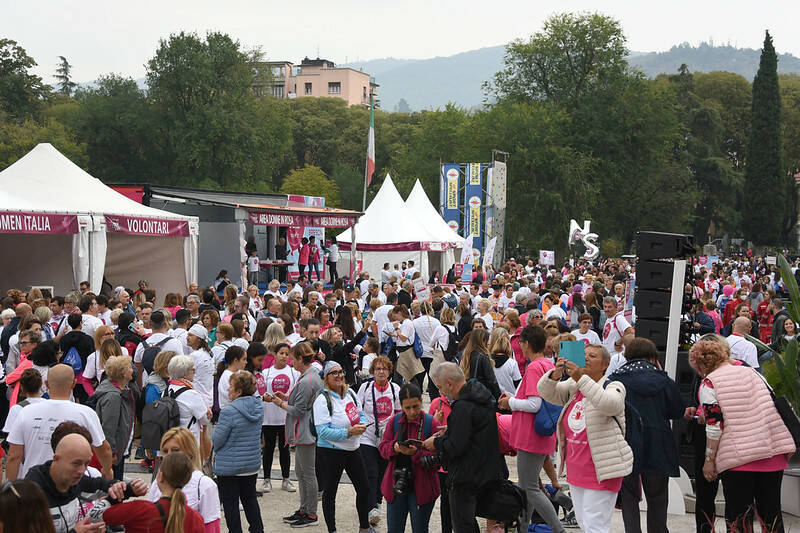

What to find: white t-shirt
left=83, top=346, right=129, bottom=382
left=602, top=313, right=632, bottom=355
left=394, top=319, right=416, bottom=347
left=81, top=314, right=104, bottom=339
left=232, top=338, right=250, bottom=350
left=373, top=304, right=394, bottom=343
left=7, top=399, right=105, bottom=479
left=286, top=332, right=301, bottom=346
left=381, top=270, right=392, bottom=284
left=211, top=341, right=235, bottom=365
left=147, top=470, right=220, bottom=524
left=189, top=349, right=215, bottom=408
left=476, top=312, right=494, bottom=332
left=412, top=315, right=441, bottom=359
left=726, top=335, right=760, bottom=368
left=430, top=324, right=454, bottom=353
left=133, top=333, right=185, bottom=365
left=247, top=256, right=260, bottom=273
left=359, top=279, right=371, bottom=297
left=218, top=369, right=235, bottom=410
left=2, top=397, right=45, bottom=433
left=312, top=389, right=364, bottom=451
left=360, top=353, right=377, bottom=379
left=261, top=365, right=300, bottom=425
left=546, top=305, right=567, bottom=323
left=167, top=383, right=209, bottom=443
left=493, top=357, right=522, bottom=397
left=497, top=294, right=516, bottom=311
left=571, top=329, right=601, bottom=347
left=169, top=328, right=191, bottom=354
left=98, top=310, right=112, bottom=326
left=606, top=353, right=627, bottom=376
left=357, top=381, right=401, bottom=448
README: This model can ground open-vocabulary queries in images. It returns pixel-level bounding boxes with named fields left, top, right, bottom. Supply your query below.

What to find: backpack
left=412, top=332, right=423, bottom=358
left=63, top=346, right=83, bottom=373
left=321, top=388, right=359, bottom=416
left=140, top=337, right=171, bottom=374
left=141, top=386, right=195, bottom=450
left=391, top=412, right=433, bottom=439
left=476, top=478, right=527, bottom=526
left=602, top=381, right=644, bottom=474
left=442, top=326, right=459, bottom=362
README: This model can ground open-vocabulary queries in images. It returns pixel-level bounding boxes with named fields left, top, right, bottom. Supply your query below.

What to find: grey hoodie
left=285, top=366, right=323, bottom=446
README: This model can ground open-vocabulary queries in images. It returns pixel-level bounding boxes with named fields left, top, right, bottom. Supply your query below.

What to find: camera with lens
left=420, top=452, right=443, bottom=470
left=393, top=465, right=412, bottom=495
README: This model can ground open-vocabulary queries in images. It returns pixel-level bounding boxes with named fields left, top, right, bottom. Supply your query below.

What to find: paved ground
left=124, top=452, right=800, bottom=533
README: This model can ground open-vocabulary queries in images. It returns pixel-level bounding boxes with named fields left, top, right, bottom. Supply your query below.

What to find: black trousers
left=692, top=422, right=719, bottom=533
left=328, top=261, right=338, bottom=284
left=449, top=485, right=479, bottom=533
left=721, top=469, right=784, bottom=533
left=360, top=444, right=388, bottom=509
left=420, top=357, right=439, bottom=400
left=439, top=472, right=452, bottom=533
left=619, top=473, right=669, bottom=533
left=298, top=264, right=307, bottom=278
left=217, top=474, right=264, bottom=533
left=317, top=446, right=371, bottom=532
left=262, top=425, right=290, bottom=479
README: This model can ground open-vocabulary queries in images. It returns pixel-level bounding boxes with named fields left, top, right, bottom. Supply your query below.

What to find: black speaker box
left=637, top=231, right=695, bottom=260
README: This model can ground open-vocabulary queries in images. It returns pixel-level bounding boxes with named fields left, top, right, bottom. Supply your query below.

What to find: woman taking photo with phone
left=378, top=383, right=441, bottom=533
left=537, top=343, right=633, bottom=533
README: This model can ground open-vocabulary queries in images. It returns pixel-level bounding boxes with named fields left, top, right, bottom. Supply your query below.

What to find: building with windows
left=252, top=57, right=379, bottom=108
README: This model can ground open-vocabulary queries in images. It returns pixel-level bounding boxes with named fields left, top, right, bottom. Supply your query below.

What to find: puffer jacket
left=538, top=371, right=633, bottom=482
left=94, top=379, right=136, bottom=456
left=212, top=395, right=264, bottom=476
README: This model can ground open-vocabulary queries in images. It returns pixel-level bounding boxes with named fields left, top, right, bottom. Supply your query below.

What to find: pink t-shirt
left=299, top=244, right=310, bottom=265
left=563, top=391, right=624, bottom=492
left=509, top=357, right=557, bottom=454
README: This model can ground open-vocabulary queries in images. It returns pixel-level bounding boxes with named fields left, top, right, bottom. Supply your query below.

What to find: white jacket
left=537, top=372, right=633, bottom=482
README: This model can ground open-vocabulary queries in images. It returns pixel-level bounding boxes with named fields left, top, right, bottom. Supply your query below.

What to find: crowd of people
left=0, top=252, right=796, bottom=533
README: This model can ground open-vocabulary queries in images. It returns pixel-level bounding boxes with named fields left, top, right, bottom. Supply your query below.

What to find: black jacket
left=26, top=461, right=134, bottom=533
left=398, top=290, right=413, bottom=309
left=0, top=315, right=20, bottom=363
left=608, top=360, right=684, bottom=477
left=329, top=331, right=367, bottom=384
left=772, top=309, right=791, bottom=342
left=59, top=331, right=96, bottom=368
left=434, top=379, right=503, bottom=490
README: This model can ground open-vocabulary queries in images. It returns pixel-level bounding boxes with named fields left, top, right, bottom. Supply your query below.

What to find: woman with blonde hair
left=102, top=451, right=205, bottom=532
left=94, top=354, right=137, bottom=479
left=458, top=329, right=501, bottom=400
left=84, top=325, right=124, bottom=385
left=488, top=328, right=522, bottom=396
left=145, top=427, right=221, bottom=530
left=688, top=339, right=795, bottom=532
left=263, top=321, right=287, bottom=356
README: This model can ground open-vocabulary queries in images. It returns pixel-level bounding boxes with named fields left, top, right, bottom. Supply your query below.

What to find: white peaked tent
left=0, top=143, right=199, bottom=297
left=337, top=175, right=460, bottom=279
left=404, top=179, right=465, bottom=277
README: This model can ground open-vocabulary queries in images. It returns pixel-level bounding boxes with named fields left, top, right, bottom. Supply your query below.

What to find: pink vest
left=706, top=364, right=795, bottom=472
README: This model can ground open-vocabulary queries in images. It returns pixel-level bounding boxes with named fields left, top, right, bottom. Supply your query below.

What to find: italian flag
left=366, top=93, right=375, bottom=186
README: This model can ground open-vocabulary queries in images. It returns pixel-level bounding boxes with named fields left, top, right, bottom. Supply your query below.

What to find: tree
left=0, top=39, right=48, bottom=119
left=145, top=31, right=291, bottom=190
left=395, top=98, right=411, bottom=113
left=54, top=56, right=76, bottom=96
left=744, top=31, right=784, bottom=245
left=279, top=166, right=341, bottom=207
left=488, top=12, right=628, bottom=107
left=0, top=115, right=87, bottom=170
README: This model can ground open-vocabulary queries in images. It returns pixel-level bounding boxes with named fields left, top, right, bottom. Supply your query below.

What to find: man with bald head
left=26, top=432, right=147, bottom=533
left=726, top=316, right=760, bottom=369
left=6, top=364, right=112, bottom=481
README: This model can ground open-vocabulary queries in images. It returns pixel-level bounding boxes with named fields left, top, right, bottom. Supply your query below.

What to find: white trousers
left=571, top=485, right=617, bottom=533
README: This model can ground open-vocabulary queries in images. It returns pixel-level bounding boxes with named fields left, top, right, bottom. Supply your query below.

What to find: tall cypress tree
left=744, top=31, right=782, bottom=244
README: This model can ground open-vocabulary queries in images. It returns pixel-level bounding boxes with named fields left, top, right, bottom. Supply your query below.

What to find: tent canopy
left=404, top=180, right=465, bottom=247
left=0, top=144, right=198, bottom=296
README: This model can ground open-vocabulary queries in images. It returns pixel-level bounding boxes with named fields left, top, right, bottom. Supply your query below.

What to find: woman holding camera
left=313, top=360, right=374, bottom=533
left=379, top=383, right=442, bottom=533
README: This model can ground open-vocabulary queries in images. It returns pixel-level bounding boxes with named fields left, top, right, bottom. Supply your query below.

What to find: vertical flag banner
left=441, top=163, right=461, bottom=234
left=366, top=95, right=375, bottom=186
left=464, top=163, right=483, bottom=264
left=483, top=237, right=497, bottom=270
left=485, top=166, right=494, bottom=239
left=460, top=234, right=474, bottom=283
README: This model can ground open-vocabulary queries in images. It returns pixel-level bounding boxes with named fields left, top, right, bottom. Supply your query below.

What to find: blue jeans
left=387, top=490, right=435, bottom=533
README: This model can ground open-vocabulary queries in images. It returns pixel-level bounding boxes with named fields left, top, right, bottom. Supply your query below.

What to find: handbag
left=412, top=333, right=423, bottom=358
left=534, top=400, right=562, bottom=436
left=755, top=370, right=800, bottom=448
left=475, top=479, right=527, bottom=525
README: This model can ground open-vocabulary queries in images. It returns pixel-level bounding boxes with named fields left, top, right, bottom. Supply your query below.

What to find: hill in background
left=344, top=42, right=800, bottom=112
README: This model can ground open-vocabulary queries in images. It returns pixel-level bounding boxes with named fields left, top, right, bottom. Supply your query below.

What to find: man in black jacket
left=26, top=430, right=147, bottom=533
left=424, top=362, right=503, bottom=533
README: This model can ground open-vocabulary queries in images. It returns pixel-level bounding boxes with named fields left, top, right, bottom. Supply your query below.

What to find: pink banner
left=249, top=210, right=356, bottom=228
left=286, top=226, right=305, bottom=253
left=0, top=211, right=78, bottom=234
left=105, top=214, right=189, bottom=237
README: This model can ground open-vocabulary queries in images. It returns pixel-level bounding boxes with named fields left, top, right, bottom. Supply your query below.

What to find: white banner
left=483, top=236, right=497, bottom=270
left=539, top=250, right=555, bottom=266
left=460, top=234, right=474, bottom=264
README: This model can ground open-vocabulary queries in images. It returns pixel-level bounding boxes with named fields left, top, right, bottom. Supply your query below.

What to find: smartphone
left=127, top=322, right=137, bottom=332
left=560, top=340, right=586, bottom=367
left=404, top=438, right=424, bottom=447
left=364, top=421, right=375, bottom=428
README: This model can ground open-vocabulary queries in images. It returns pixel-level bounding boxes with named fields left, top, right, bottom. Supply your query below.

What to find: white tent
left=0, top=143, right=199, bottom=297
left=337, top=175, right=460, bottom=279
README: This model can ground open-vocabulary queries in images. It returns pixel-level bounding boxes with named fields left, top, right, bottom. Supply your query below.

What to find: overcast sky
left=4, top=0, right=799, bottom=84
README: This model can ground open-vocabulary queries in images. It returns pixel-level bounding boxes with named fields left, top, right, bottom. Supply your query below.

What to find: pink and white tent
left=0, top=144, right=199, bottom=297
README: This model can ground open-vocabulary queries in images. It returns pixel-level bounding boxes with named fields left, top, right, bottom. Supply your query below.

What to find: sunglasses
left=0, top=481, right=21, bottom=498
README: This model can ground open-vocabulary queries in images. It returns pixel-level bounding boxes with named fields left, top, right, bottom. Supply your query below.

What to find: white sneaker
left=262, top=478, right=272, bottom=493
left=368, top=507, right=381, bottom=526
left=282, top=479, right=296, bottom=492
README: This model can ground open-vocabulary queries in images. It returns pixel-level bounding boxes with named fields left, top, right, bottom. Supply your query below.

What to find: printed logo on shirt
left=255, top=373, right=267, bottom=396
left=271, top=373, right=291, bottom=394
left=567, top=397, right=586, bottom=434
left=345, top=401, right=360, bottom=426
left=375, top=395, right=394, bottom=421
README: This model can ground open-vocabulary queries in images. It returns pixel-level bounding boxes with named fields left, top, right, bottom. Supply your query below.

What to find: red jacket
left=378, top=412, right=441, bottom=505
